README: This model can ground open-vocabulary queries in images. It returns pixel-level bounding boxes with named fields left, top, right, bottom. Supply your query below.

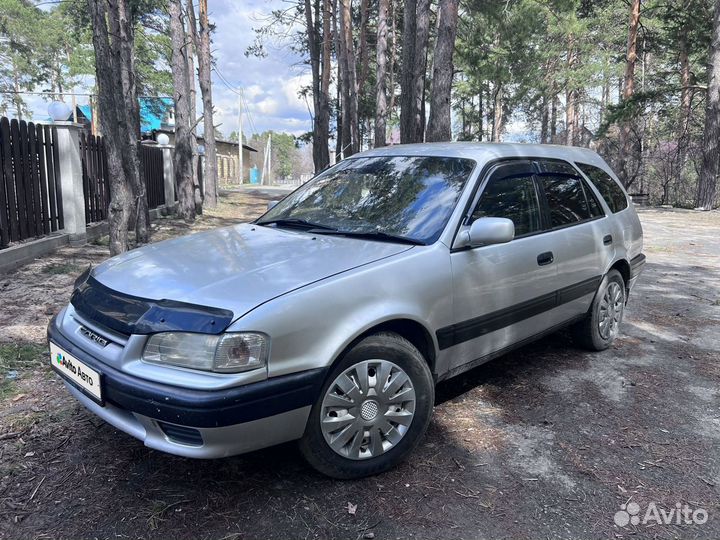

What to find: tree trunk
left=318, top=0, right=331, bottom=167
left=195, top=0, right=219, bottom=206
left=399, top=0, right=417, bottom=143
left=168, top=0, right=196, bottom=221
left=114, top=0, right=149, bottom=243
left=339, top=0, right=360, bottom=154
left=87, top=0, right=132, bottom=255
left=413, top=0, right=431, bottom=142
left=304, top=0, right=330, bottom=170
left=600, top=66, right=609, bottom=126
left=540, top=95, right=549, bottom=144
left=618, top=0, right=641, bottom=186
left=697, top=0, right=720, bottom=209
left=550, top=94, right=558, bottom=143
left=357, top=0, right=371, bottom=93
left=565, top=88, right=576, bottom=145
left=333, top=0, right=344, bottom=161
left=491, top=82, right=503, bottom=142
left=426, top=0, right=459, bottom=142
left=677, top=32, right=692, bottom=177
left=478, top=88, right=483, bottom=141
left=565, top=33, right=577, bottom=146
left=374, top=0, right=389, bottom=147
left=388, top=0, right=397, bottom=117
left=185, top=1, right=202, bottom=212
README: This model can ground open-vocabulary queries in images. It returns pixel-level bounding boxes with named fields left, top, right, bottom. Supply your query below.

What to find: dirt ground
left=0, top=191, right=719, bottom=540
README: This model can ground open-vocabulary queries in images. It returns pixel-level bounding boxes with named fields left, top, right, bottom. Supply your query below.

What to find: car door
left=533, top=160, right=608, bottom=322
left=443, top=161, right=563, bottom=375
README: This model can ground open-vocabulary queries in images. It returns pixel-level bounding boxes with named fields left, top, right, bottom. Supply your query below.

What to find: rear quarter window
left=540, top=175, right=591, bottom=227
left=575, top=162, right=628, bottom=213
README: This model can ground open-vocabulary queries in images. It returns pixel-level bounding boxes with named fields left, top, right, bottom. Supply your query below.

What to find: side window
left=473, top=170, right=542, bottom=237
left=540, top=175, right=591, bottom=227
left=575, top=162, right=628, bottom=213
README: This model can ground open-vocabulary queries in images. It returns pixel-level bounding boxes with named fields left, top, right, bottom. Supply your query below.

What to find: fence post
left=160, top=144, right=175, bottom=213
left=54, top=122, right=86, bottom=245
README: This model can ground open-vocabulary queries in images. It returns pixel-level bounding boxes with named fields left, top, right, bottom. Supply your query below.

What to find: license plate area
left=50, top=342, right=103, bottom=403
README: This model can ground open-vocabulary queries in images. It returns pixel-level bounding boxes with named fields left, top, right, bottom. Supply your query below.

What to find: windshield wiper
left=308, top=229, right=425, bottom=245
left=256, top=218, right=337, bottom=231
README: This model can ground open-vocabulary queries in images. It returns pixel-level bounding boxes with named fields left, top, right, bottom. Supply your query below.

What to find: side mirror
left=266, top=200, right=278, bottom=211
left=455, top=217, right=515, bottom=249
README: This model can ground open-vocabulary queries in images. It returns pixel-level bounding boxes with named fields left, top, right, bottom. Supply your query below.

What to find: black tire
left=299, top=332, right=434, bottom=479
left=572, top=269, right=626, bottom=351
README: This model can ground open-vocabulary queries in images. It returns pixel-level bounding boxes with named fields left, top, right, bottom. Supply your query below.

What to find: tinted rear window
left=540, top=176, right=591, bottom=227
left=575, top=162, right=628, bottom=213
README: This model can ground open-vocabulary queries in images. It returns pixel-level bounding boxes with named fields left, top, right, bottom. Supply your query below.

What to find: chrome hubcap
left=598, top=281, right=624, bottom=340
left=320, top=360, right=416, bottom=460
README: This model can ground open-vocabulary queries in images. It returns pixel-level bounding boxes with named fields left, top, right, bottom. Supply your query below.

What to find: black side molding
left=436, top=276, right=601, bottom=350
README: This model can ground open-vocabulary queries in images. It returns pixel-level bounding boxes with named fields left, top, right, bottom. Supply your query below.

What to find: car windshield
left=257, top=155, right=476, bottom=244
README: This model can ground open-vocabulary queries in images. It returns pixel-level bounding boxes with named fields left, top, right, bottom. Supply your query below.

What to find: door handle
left=537, top=251, right=554, bottom=266
left=603, top=234, right=613, bottom=246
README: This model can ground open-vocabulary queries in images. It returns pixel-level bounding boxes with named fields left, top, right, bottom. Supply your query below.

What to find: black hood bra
left=71, top=275, right=234, bottom=336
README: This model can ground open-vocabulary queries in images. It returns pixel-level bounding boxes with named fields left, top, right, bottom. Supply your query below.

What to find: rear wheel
left=299, top=332, right=434, bottom=479
left=573, top=269, right=626, bottom=351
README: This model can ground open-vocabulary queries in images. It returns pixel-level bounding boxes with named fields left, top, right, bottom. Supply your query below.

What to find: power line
left=212, top=67, right=258, bottom=136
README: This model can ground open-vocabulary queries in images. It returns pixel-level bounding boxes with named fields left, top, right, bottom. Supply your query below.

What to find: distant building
left=151, top=128, right=258, bottom=185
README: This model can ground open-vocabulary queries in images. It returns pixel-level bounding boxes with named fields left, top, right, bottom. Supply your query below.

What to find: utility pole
left=238, top=95, right=243, bottom=183
left=261, top=133, right=272, bottom=185
left=266, top=134, right=272, bottom=184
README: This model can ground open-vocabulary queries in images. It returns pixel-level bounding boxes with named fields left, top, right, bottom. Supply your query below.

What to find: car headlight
left=142, top=332, right=268, bottom=373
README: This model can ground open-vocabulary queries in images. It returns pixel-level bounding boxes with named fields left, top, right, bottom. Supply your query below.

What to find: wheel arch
left=608, top=258, right=631, bottom=289
left=331, top=317, right=438, bottom=379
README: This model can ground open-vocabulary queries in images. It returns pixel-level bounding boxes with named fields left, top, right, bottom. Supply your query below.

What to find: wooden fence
left=0, top=117, right=64, bottom=250
left=81, top=137, right=167, bottom=223
left=2, top=117, right=170, bottom=251
left=79, top=132, right=110, bottom=224
left=142, top=144, right=165, bottom=209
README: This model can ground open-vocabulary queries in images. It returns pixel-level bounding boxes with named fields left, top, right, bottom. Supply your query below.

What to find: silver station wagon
left=48, top=143, right=645, bottom=479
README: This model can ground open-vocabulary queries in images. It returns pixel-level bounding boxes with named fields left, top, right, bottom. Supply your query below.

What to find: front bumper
left=48, top=317, right=326, bottom=458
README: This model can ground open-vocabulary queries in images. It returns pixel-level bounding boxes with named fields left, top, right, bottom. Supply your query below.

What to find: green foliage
left=0, top=0, right=171, bottom=118
left=247, top=130, right=309, bottom=180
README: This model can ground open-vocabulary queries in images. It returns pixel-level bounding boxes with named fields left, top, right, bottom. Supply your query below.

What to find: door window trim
left=452, top=157, right=605, bottom=252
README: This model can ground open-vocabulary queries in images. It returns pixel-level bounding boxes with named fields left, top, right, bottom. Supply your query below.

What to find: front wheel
left=299, top=332, right=434, bottom=479
left=573, top=269, right=626, bottom=351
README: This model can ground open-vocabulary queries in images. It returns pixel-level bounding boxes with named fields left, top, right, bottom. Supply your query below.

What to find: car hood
left=92, top=223, right=413, bottom=318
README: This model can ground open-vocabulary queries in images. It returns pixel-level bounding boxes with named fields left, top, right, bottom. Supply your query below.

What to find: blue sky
left=25, top=0, right=313, bottom=138
left=207, top=0, right=313, bottom=137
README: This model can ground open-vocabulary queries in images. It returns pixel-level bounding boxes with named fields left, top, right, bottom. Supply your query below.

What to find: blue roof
left=139, top=97, right=173, bottom=132
left=78, top=104, right=92, bottom=120
left=69, top=98, right=172, bottom=133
